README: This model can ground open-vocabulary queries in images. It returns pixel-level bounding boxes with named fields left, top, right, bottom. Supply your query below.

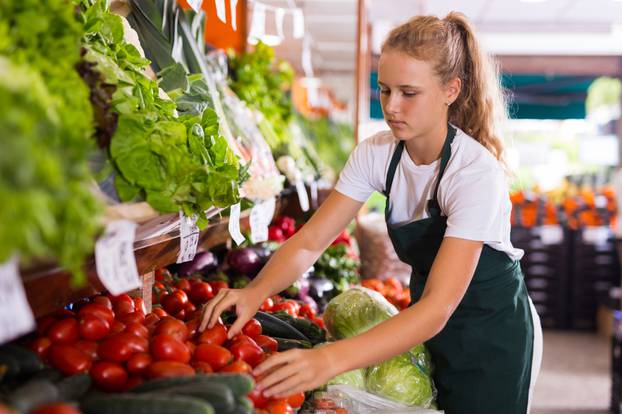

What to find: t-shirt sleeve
left=443, top=164, right=507, bottom=243
left=334, top=139, right=382, bottom=202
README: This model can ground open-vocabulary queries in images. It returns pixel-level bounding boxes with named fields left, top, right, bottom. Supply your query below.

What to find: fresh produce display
left=80, top=1, right=243, bottom=226
left=0, top=0, right=102, bottom=282
left=322, top=287, right=435, bottom=409
left=360, top=278, right=411, bottom=311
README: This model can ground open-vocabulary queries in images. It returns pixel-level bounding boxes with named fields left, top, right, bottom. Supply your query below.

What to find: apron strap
left=384, top=140, right=405, bottom=197
left=427, top=124, right=457, bottom=216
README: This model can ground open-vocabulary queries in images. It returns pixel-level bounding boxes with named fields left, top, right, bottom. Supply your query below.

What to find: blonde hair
left=381, top=12, right=508, bottom=162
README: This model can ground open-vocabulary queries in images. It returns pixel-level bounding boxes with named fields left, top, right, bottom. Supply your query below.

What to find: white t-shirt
left=335, top=127, right=524, bottom=261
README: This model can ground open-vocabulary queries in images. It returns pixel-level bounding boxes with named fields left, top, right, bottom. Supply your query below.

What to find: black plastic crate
left=611, top=310, right=622, bottom=413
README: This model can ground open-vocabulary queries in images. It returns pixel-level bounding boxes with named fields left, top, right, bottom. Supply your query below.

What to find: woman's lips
left=388, top=120, right=407, bottom=128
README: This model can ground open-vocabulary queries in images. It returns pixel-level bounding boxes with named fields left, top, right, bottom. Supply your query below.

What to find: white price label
left=177, top=213, right=200, bottom=264
left=295, top=180, right=310, bottom=212
left=214, top=0, right=227, bottom=23
left=582, top=226, right=611, bottom=245
left=310, top=180, right=318, bottom=209
left=538, top=225, right=563, bottom=245
left=228, top=203, right=246, bottom=246
left=250, top=197, right=276, bottom=244
left=0, top=258, right=35, bottom=344
left=95, top=220, right=141, bottom=296
left=187, top=0, right=203, bottom=12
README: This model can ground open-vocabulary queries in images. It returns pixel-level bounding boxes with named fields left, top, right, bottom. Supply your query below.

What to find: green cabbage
left=323, top=287, right=398, bottom=339
left=328, top=368, right=366, bottom=389
left=366, top=350, right=435, bottom=408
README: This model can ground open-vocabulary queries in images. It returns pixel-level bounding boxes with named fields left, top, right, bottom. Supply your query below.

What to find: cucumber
left=271, top=311, right=326, bottom=345
left=275, top=337, right=312, bottom=351
left=231, top=397, right=253, bottom=414
left=57, top=374, right=92, bottom=401
left=7, top=379, right=59, bottom=413
left=0, top=344, right=43, bottom=380
left=81, top=394, right=213, bottom=414
left=254, top=312, right=309, bottom=342
left=161, top=383, right=235, bottom=413
left=132, top=373, right=254, bottom=397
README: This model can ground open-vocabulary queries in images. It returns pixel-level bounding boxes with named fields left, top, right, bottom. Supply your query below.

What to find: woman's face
left=378, top=49, right=456, bottom=140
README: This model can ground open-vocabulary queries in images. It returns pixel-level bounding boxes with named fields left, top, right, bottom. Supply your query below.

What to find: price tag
left=214, top=0, right=227, bottom=23
left=310, top=180, right=318, bottom=210
left=250, top=197, right=276, bottom=244
left=0, top=257, right=35, bottom=344
left=186, top=0, right=203, bottom=12
left=95, top=220, right=141, bottom=296
left=228, top=203, right=246, bottom=246
left=230, top=0, right=239, bottom=30
left=295, top=180, right=310, bottom=212
left=177, top=212, right=200, bottom=264
left=582, top=226, right=611, bottom=245
left=538, top=225, right=563, bottom=245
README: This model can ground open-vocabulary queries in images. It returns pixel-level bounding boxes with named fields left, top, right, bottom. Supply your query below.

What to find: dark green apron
left=384, top=125, right=534, bottom=414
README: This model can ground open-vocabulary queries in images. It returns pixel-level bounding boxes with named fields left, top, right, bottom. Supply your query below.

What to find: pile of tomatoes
left=360, top=277, right=411, bottom=310
left=27, top=290, right=303, bottom=414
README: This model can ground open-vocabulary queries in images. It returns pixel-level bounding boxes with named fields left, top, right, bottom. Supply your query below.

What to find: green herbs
left=0, top=0, right=102, bottom=283
left=314, top=244, right=360, bottom=295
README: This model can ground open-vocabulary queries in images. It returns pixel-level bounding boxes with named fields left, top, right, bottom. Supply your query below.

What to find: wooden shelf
left=20, top=193, right=301, bottom=318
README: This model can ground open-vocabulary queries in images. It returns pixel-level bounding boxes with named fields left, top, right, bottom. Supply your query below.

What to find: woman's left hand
left=253, top=347, right=338, bottom=398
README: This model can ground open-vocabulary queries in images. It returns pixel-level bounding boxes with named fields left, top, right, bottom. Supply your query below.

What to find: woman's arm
left=255, top=236, right=484, bottom=397
left=200, top=190, right=363, bottom=334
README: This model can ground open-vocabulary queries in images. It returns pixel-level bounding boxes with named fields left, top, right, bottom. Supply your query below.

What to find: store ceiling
left=255, top=0, right=622, bottom=74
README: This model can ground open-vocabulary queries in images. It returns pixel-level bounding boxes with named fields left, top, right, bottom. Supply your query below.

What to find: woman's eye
left=402, top=91, right=418, bottom=97
left=379, top=89, right=390, bottom=95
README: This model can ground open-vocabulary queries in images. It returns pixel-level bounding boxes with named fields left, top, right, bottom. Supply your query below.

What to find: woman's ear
left=445, top=77, right=461, bottom=105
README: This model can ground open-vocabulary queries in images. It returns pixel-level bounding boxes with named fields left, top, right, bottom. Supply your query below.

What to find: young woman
left=200, top=12, right=543, bottom=413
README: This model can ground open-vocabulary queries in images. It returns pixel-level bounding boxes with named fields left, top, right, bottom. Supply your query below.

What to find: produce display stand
left=19, top=192, right=303, bottom=318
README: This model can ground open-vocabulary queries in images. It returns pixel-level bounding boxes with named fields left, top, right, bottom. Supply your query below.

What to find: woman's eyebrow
left=377, top=81, right=421, bottom=89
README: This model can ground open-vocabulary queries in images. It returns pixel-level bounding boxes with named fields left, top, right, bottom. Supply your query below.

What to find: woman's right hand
left=198, top=286, right=265, bottom=339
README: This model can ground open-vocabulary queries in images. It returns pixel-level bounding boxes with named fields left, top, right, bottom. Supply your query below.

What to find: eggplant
left=176, top=251, right=219, bottom=276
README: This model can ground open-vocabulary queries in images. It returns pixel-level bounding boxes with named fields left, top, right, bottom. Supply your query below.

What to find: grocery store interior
left=3, top=0, right=622, bottom=413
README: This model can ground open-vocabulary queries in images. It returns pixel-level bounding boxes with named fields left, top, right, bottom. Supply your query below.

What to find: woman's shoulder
left=359, top=130, right=398, bottom=149
left=450, top=127, right=503, bottom=173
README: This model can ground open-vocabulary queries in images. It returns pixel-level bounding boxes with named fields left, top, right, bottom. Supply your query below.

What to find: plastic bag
left=323, top=386, right=444, bottom=414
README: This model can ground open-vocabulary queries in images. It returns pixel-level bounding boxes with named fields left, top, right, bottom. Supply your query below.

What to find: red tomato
left=118, top=311, right=145, bottom=326
left=229, top=335, right=264, bottom=367
left=286, top=392, right=305, bottom=409
left=219, top=359, right=252, bottom=374
left=161, top=290, right=189, bottom=314
left=29, top=403, right=82, bottom=414
left=98, top=333, right=148, bottom=362
left=155, top=268, right=172, bottom=282
left=313, top=317, right=325, bottom=329
left=109, top=320, right=126, bottom=335
left=90, top=361, right=128, bottom=392
left=92, top=295, right=113, bottom=309
left=191, top=361, right=213, bottom=374
left=126, top=352, right=152, bottom=375
left=154, top=317, right=189, bottom=342
left=185, top=341, right=196, bottom=356
left=75, top=340, right=99, bottom=361
left=210, top=280, right=229, bottom=295
left=124, top=322, right=149, bottom=338
left=78, top=304, right=115, bottom=326
left=47, top=318, right=79, bottom=344
left=189, top=281, right=214, bottom=304
left=271, top=302, right=297, bottom=317
left=197, top=323, right=227, bottom=346
left=266, top=400, right=294, bottom=414
left=242, top=319, right=262, bottom=339
left=113, top=300, right=135, bottom=317
left=193, top=344, right=233, bottom=371
left=173, top=309, right=187, bottom=321
left=260, top=297, right=274, bottom=312
left=153, top=281, right=166, bottom=290
left=151, top=334, right=190, bottom=363
left=133, top=297, right=146, bottom=315
left=185, top=318, right=199, bottom=339
left=248, top=387, right=269, bottom=408
left=299, top=304, right=316, bottom=320
left=110, top=293, right=134, bottom=307
left=185, top=301, right=196, bottom=314
left=145, top=361, right=195, bottom=379
left=36, top=316, right=57, bottom=336
left=78, top=314, right=110, bottom=341
left=144, top=313, right=160, bottom=333
left=268, top=226, right=285, bottom=242
left=49, top=344, right=92, bottom=375
left=254, top=335, right=278, bottom=353
left=30, top=337, right=52, bottom=360
left=152, top=307, right=168, bottom=318
left=124, top=376, right=144, bottom=391
left=175, top=278, right=192, bottom=292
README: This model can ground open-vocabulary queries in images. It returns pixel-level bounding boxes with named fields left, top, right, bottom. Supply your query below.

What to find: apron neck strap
left=384, top=140, right=405, bottom=197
